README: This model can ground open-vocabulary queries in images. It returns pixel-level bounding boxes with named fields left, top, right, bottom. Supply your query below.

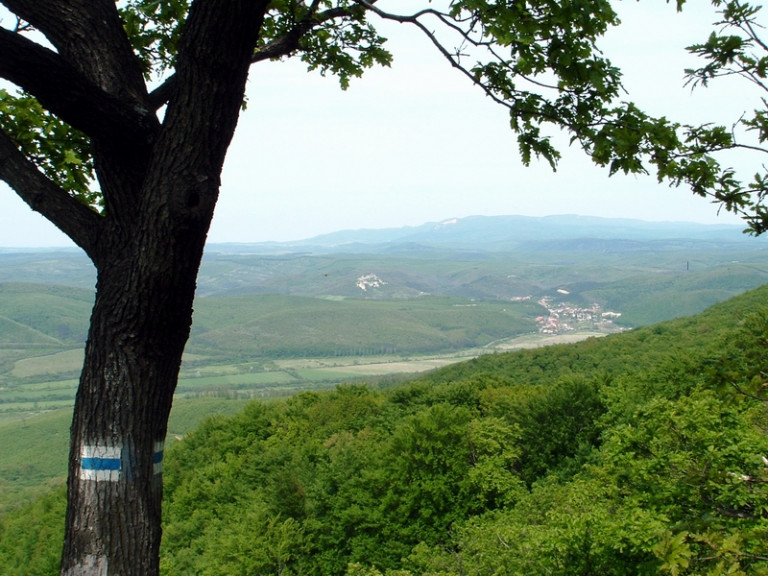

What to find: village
left=534, top=291, right=623, bottom=335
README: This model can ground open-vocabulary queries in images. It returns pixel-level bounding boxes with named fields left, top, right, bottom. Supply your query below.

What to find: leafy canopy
left=2, top=1, right=768, bottom=230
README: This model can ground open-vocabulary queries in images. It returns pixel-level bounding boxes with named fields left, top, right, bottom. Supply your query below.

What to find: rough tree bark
left=3, top=0, right=759, bottom=574
left=0, top=1, right=268, bottom=574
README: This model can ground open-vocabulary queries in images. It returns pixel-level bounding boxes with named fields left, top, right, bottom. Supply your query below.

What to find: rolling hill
left=0, top=215, right=766, bottom=381
left=2, top=282, right=768, bottom=575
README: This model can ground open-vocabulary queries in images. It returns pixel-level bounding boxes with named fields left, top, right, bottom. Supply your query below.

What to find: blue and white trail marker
left=153, top=441, right=164, bottom=476
left=81, top=444, right=121, bottom=482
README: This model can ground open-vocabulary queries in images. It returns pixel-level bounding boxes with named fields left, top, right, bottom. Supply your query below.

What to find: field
left=0, top=325, right=612, bottom=515
left=2, top=243, right=767, bottom=423
left=0, top=351, right=481, bottom=513
left=0, top=330, right=590, bottom=422
left=2, top=217, right=768, bottom=514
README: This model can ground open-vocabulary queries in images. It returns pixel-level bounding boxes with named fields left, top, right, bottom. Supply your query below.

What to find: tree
left=0, top=1, right=764, bottom=575
left=682, top=0, right=768, bottom=232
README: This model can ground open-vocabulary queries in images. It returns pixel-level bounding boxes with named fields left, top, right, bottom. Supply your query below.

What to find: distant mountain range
left=0, top=215, right=762, bottom=258
left=0, top=215, right=765, bottom=294
left=205, top=215, right=766, bottom=254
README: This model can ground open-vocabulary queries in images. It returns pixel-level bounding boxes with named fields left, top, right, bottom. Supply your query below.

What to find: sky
left=0, top=1, right=760, bottom=247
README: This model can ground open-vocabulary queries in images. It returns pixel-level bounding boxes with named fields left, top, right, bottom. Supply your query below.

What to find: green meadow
left=2, top=235, right=768, bottom=517
left=4, top=283, right=768, bottom=574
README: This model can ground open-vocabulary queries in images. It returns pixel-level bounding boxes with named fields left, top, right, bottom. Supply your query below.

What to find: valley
left=5, top=278, right=768, bottom=575
left=2, top=215, right=768, bottom=574
left=1, top=215, right=767, bottom=423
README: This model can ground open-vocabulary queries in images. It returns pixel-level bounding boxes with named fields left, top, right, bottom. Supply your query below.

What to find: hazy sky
left=0, top=2, right=760, bottom=247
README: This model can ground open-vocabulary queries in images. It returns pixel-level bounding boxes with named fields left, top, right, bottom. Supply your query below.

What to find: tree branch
left=352, top=0, right=522, bottom=113
left=350, top=1, right=568, bottom=125
left=147, top=77, right=176, bottom=111
left=148, top=4, right=359, bottom=110
left=742, top=18, right=768, bottom=54
left=251, top=6, right=352, bottom=63
left=1, top=0, right=148, bottom=103
left=0, top=128, right=103, bottom=256
left=0, top=0, right=63, bottom=40
left=0, top=27, right=158, bottom=147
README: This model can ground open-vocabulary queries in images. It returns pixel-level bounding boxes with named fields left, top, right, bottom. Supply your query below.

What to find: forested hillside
left=2, top=285, right=768, bottom=575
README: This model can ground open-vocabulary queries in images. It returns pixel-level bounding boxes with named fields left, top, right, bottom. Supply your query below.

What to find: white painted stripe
left=62, top=554, right=108, bottom=576
left=81, top=468, right=120, bottom=482
left=81, top=444, right=121, bottom=460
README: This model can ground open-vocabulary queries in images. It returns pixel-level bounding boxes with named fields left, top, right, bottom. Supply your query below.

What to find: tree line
left=2, top=283, right=768, bottom=575
left=2, top=1, right=768, bottom=572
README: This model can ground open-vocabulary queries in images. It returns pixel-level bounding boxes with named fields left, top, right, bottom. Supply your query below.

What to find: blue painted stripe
left=82, top=457, right=121, bottom=471
left=153, top=450, right=164, bottom=464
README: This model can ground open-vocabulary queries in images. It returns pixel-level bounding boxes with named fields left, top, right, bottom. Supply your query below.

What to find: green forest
left=3, top=284, right=768, bottom=575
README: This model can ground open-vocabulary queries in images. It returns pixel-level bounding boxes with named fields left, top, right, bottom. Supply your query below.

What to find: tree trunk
left=50, top=0, right=272, bottom=571
left=60, top=225, right=206, bottom=576
left=0, top=1, right=271, bottom=573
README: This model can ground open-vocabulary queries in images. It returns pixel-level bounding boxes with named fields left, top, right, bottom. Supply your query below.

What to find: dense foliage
left=5, top=1, right=768, bottom=573
left=3, top=284, right=768, bottom=575
left=4, top=1, right=768, bottom=233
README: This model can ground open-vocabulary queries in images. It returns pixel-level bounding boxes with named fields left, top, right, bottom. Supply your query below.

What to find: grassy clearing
left=10, top=349, right=83, bottom=378
left=177, top=371, right=299, bottom=390
left=0, top=399, right=75, bottom=416
left=0, top=409, right=70, bottom=514
left=491, top=331, right=609, bottom=350
left=0, top=378, right=78, bottom=413
left=299, top=356, right=477, bottom=376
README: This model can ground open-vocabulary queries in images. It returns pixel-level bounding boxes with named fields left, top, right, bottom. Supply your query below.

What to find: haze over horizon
left=0, top=2, right=757, bottom=248
left=0, top=213, right=759, bottom=252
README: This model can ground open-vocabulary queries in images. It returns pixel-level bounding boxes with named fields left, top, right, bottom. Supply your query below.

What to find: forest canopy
left=2, top=2, right=768, bottom=575
left=2, top=284, right=768, bottom=575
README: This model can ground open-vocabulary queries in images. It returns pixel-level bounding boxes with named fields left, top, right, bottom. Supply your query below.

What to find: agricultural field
left=6, top=283, right=768, bottom=575
left=2, top=216, right=768, bottom=514
left=0, top=328, right=611, bottom=514
left=2, top=233, right=768, bottom=421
